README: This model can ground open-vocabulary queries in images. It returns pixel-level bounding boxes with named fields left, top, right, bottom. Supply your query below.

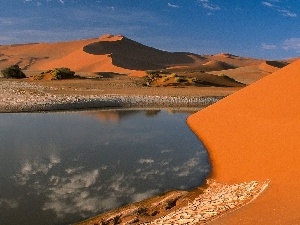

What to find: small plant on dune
left=143, top=76, right=152, bottom=86
left=187, top=77, right=194, bottom=83
left=174, top=76, right=186, bottom=82
left=33, top=67, right=75, bottom=80
left=146, top=70, right=160, bottom=78
left=1, top=64, right=26, bottom=79
left=163, top=77, right=169, bottom=82
left=52, top=67, right=75, bottom=80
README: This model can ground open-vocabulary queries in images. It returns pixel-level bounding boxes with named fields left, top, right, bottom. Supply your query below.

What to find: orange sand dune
left=213, top=53, right=238, bottom=58
left=176, top=71, right=245, bottom=87
left=187, top=59, right=300, bottom=224
left=209, top=53, right=263, bottom=68
left=168, top=54, right=271, bottom=86
left=259, top=60, right=288, bottom=73
left=0, top=34, right=146, bottom=76
left=30, top=34, right=141, bottom=74
left=209, top=63, right=279, bottom=85
left=35, top=48, right=133, bottom=74
left=82, top=36, right=195, bottom=70
left=201, top=60, right=236, bottom=71
left=0, top=34, right=276, bottom=79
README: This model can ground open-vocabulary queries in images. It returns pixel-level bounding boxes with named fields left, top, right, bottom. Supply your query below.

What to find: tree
left=1, top=65, right=26, bottom=79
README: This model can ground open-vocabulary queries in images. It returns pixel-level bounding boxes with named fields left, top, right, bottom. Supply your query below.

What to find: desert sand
left=0, top=34, right=289, bottom=80
left=187, top=59, right=300, bottom=224
left=1, top=34, right=298, bottom=224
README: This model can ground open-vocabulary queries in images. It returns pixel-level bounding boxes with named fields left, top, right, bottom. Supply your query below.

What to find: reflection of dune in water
left=85, top=111, right=121, bottom=123
left=84, top=110, right=143, bottom=123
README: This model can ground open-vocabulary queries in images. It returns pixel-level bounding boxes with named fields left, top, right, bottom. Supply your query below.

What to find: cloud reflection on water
left=11, top=149, right=209, bottom=219
left=1, top=110, right=210, bottom=224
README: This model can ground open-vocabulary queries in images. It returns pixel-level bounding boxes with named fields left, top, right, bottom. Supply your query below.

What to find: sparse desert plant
left=146, top=70, right=160, bottom=77
left=174, top=76, right=186, bottom=82
left=33, top=67, right=75, bottom=80
left=187, top=77, right=194, bottom=83
left=1, top=64, right=26, bottom=79
left=192, top=77, right=198, bottom=82
left=143, top=76, right=152, bottom=86
left=52, top=67, right=75, bottom=79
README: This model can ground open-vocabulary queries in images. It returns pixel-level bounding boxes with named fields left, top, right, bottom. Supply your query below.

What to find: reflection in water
left=0, top=110, right=210, bottom=225
left=85, top=110, right=167, bottom=122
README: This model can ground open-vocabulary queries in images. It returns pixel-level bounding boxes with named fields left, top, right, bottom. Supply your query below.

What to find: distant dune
left=83, top=36, right=195, bottom=70
left=201, top=60, right=236, bottom=71
left=188, top=59, right=300, bottom=224
left=209, top=60, right=290, bottom=84
left=259, top=60, right=289, bottom=73
left=0, top=34, right=294, bottom=81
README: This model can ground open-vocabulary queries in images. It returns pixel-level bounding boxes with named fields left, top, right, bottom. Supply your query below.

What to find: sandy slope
left=1, top=34, right=287, bottom=82
left=0, top=34, right=196, bottom=76
left=187, top=59, right=300, bottom=224
left=209, top=60, right=289, bottom=85
left=0, top=34, right=144, bottom=76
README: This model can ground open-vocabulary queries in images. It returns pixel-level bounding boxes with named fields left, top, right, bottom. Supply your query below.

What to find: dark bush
left=1, top=65, right=26, bottom=79
left=32, top=67, right=75, bottom=80
left=52, top=67, right=75, bottom=80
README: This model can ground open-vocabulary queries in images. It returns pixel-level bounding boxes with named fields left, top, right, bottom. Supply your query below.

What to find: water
left=0, top=109, right=211, bottom=225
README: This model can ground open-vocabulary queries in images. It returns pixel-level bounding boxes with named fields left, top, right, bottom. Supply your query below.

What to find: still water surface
left=0, top=110, right=210, bottom=225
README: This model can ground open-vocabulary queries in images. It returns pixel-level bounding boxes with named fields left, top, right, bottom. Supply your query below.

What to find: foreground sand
left=187, top=59, right=300, bottom=224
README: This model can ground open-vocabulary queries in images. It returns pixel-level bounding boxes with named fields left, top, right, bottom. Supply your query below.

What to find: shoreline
left=75, top=179, right=269, bottom=225
left=0, top=93, right=223, bottom=113
left=0, top=80, right=224, bottom=113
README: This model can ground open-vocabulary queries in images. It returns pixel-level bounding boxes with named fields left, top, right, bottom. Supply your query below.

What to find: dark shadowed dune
left=259, top=60, right=290, bottom=73
left=265, top=60, right=289, bottom=68
left=83, top=37, right=196, bottom=70
left=178, top=71, right=245, bottom=87
left=201, top=60, right=236, bottom=71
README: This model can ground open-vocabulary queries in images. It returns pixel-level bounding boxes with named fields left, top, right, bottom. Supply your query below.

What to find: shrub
left=52, top=67, right=75, bottom=80
left=174, top=76, right=186, bottom=82
left=146, top=70, right=160, bottom=77
left=32, top=67, right=75, bottom=80
left=1, top=65, right=26, bottom=79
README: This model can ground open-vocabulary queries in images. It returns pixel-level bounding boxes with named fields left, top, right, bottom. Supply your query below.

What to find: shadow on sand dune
left=83, top=37, right=196, bottom=70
